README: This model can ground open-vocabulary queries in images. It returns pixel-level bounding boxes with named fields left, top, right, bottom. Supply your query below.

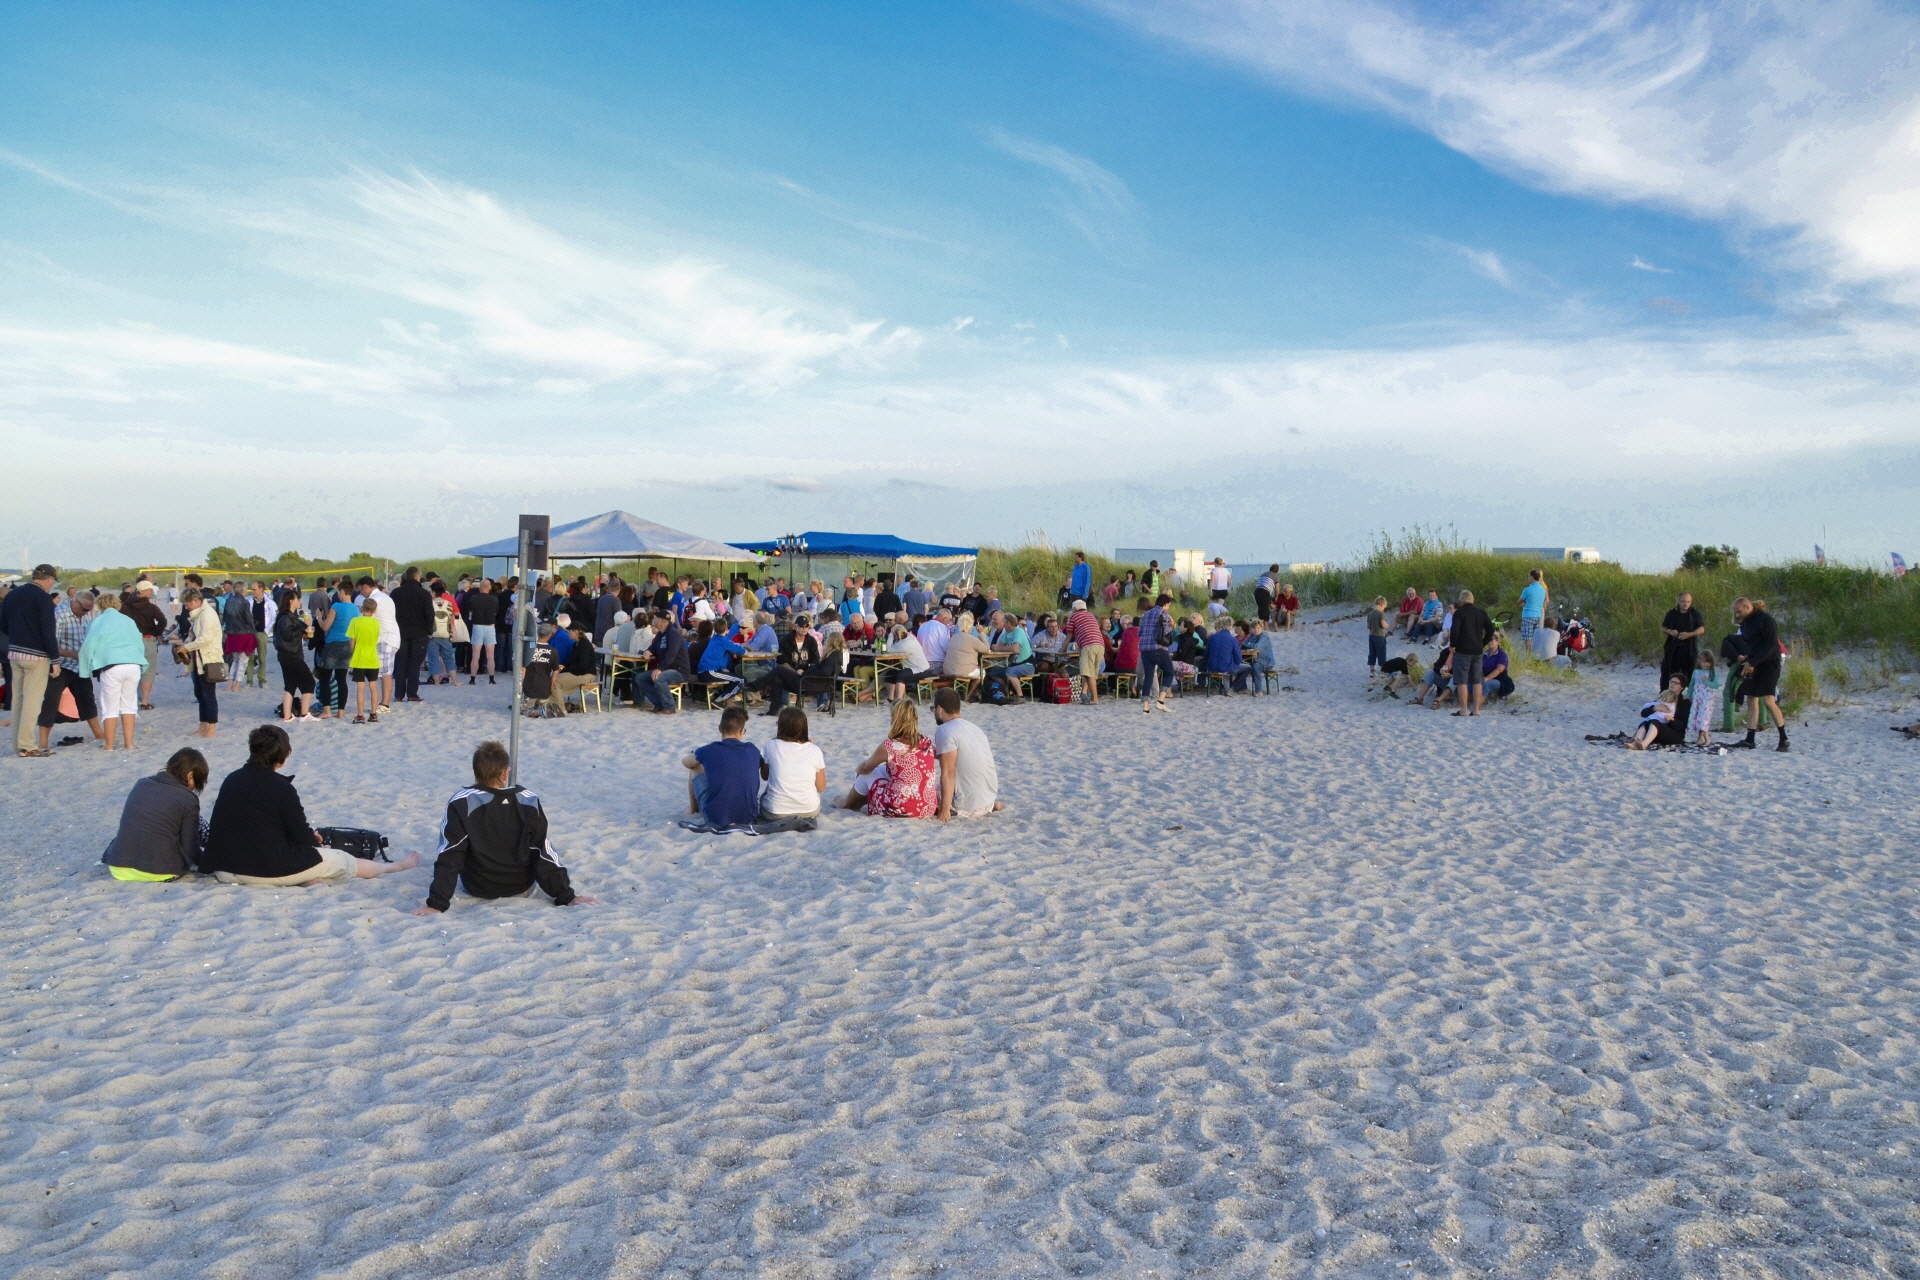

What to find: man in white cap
left=1065, top=598, right=1107, bottom=704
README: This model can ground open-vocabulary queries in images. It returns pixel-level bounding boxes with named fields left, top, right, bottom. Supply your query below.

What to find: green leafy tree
left=206, top=545, right=244, bottom=570
left=1681, top=544, right=1740, bottom=572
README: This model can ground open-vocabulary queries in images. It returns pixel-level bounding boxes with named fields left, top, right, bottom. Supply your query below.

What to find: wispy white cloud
left=1076, top=0, right=1920, bottom=297
left=238, top=170, right=907, bottom=393
left=1630, top=255, right=1671, bottom=273
left=1442, top=242, right=1513, bottom=287
left=986, top=127, right=1142, bottom=257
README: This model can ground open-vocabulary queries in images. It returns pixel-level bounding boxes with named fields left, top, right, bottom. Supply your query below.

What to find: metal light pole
left=509, top=526, right=529, bottom=784
left=509, top=514, right=550, bottom=786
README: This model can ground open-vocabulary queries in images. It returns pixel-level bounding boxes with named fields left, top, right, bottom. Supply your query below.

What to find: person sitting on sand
left=101, top=747, right=209, bottom=881
left=932, top=688, right=1002, bottom=819
left=682, top=705, right=762, bottom=828
left=1480, top=631, right=1514, bottom=702
left=201, top=725, right=420, bottom=886
left=1409, top=589, right=1443, bottom=641
left=1276, top=583, right=1300, bottom=629
left=759, top=707, right=827, bottom=822
left=1407, top=634, right=1451, bottom=707
left=1395, top=587, right=1422, bottom=639
left=842, top=699, right=938, bottom=817
left=414, top=740, right=593, bottom=914
left=1378, top=650, right=1423, bottom=697
left=1628, top=676, right=1686, bottom=750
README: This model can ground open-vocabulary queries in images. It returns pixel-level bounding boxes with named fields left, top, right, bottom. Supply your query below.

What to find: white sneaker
left=376, top=704, right=392, bottom=714
left=297, top=714, right=320, bottom=722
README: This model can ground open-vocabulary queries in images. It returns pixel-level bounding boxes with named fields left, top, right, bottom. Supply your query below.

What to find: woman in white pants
left=77, top=594, right=149, bottom=751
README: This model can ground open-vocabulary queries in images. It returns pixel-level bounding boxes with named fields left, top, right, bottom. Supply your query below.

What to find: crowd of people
left=514, top=565, right=1291, bottom=718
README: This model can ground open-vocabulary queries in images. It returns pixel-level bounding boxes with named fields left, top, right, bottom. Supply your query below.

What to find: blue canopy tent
left=460, top=510, right=757, bottom=579
left=730, top=531, right=979, bottom=593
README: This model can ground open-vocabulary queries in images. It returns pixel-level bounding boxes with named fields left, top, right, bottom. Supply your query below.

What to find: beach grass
left=1287, top=530, right=1920, bottom=664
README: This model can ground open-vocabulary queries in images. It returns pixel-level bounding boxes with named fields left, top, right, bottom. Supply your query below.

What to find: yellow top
left=346, top=615, right=382, bottom=668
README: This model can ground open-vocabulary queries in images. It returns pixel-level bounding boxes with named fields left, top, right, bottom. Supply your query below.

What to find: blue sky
left=3, top=0, right=1917, bottom=570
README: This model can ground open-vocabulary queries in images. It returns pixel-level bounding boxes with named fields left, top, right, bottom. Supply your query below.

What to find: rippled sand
left=3, top=614, right=1917, bottom=1278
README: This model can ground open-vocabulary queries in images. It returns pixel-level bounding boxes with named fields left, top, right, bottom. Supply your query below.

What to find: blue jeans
left=638, top=669, right=687, bottom=710
left=998, top=662, right=1034, bottom=680
left=1368, top=634, right=1388, bottom=668
left=426, top=637, right=455, bottom=678
left=1137, top=648, right=1175, bottom=699
left=192, top=669, right=219, bottom=724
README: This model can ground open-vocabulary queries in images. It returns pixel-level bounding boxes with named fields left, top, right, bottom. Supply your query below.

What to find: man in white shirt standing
left=1208, top=558, right=1232, bottom=603
left=360, top=575, right=400, bottom=713
left=932, top=688, right=1001, bottom=820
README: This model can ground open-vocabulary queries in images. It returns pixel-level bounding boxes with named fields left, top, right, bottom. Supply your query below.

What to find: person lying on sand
left=414, top=739, right=593, bottom=914
left=201, top=724, right=421, bottom=887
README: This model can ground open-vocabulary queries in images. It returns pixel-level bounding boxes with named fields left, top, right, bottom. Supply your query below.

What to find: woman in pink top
left=842, top=700, right=938, bottom=817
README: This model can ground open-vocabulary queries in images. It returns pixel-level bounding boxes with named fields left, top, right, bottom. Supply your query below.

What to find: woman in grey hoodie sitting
left=102, top=748, right=209, bottom=881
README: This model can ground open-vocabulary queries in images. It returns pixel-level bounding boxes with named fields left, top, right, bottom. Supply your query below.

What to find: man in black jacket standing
left=2, top=565, right=60, bottom=757
left=1447, top=589, right=1493, bottom=716
left=391, top=566, right=435, bottom=703
left=1731, top=597, right=1788, bottom=751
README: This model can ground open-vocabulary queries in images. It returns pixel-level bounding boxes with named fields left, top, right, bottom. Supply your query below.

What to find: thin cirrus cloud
left=1631, top=255, right=1672, bottom=273
left=0, top=163, right=915, bottom=414
left=985, top=126, right=1143, bottom=257
left=230, top=170, right=912, bottom=394
left=1440, top=241, right=1513, bottom=288
left=1075, top=0, right=1920, bottom=298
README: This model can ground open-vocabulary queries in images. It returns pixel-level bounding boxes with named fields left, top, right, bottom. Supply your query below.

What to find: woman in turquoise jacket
left=78, top=594, right=150, bottom=751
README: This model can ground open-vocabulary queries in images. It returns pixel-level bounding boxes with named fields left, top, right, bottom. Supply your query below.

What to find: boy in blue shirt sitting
left=681, top=705, right=762, bottom=829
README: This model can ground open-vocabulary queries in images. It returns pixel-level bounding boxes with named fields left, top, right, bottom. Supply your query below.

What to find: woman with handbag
left=175, top=589, right=225, bottom=739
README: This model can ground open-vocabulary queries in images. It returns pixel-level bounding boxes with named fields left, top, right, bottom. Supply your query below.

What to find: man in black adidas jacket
left=413, top=741, right=596, bottom=914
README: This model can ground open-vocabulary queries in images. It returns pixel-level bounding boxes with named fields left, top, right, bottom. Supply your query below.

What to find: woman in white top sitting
left=879, top=624, right=931, bottom=703
left=760, top=707, right=826, bottom=820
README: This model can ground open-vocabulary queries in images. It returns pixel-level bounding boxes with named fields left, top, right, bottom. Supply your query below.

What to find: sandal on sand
left=367, top=713, right=379, bottom=723
left=58, top=736, right=86, bottom=746
left=139, top=702, right=156, bottom=711
left=352, top=715, right=366, bottom=724
left=16, top=748, right=53, bottom=758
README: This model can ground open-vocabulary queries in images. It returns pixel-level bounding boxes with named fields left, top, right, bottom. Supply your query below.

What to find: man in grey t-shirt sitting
left=931, top=687, right=1002, bottom=820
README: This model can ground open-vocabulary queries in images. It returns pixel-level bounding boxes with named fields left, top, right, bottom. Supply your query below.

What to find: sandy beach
left=4, top=608, right=1918, bottom=1278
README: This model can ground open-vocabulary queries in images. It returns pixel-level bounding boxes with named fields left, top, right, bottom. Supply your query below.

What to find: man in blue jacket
left=637, top=610, right=690, bottom=714
left=1069, top=551, right=1092, bottom=602
left=2, top=565, right=60, bottom=757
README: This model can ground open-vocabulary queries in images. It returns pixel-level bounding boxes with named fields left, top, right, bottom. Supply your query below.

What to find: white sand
left=4, top=613, right=1918, bottom=1278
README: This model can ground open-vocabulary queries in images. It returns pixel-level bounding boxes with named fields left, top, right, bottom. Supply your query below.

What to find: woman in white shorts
left=77, top=593, right=148, bottom=751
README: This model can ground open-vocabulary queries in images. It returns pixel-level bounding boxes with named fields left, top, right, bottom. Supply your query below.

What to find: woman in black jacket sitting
left=200, top=725, right=418, bottom=887
left=102, top=748, right=210, bottom=881
left=749, top=614, right=822, bottom=713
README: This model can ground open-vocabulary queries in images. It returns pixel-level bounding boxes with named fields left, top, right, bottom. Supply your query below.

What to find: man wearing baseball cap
left=123, top=579, right=170, bottom=711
